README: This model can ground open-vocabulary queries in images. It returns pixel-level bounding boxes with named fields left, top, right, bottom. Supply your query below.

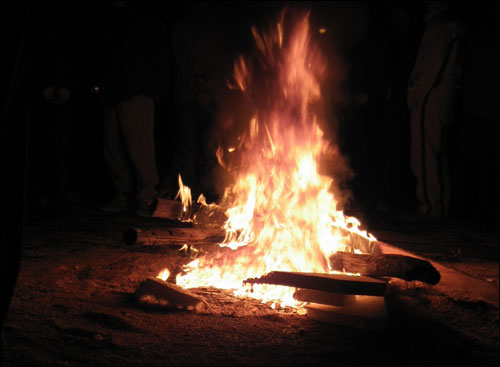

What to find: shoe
left=136, top=198, right=154, bottom=217
left=101, top=193, right=133, bottom=213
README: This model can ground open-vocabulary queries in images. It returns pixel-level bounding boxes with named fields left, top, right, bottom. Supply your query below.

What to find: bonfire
left=158, top=9, right=378, bottom=309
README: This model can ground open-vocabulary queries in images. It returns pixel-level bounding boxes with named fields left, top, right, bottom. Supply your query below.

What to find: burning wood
left=244, top=271, right=387, bottom=297
left=151, top=198, right=185, bottom=220
left=134, top=277, right=207, bottom=311
left=123, top=227, right=225, bottom=246
left=330, top=251, right=441, bottom=285
left=151, top=198, right=227, bottom=229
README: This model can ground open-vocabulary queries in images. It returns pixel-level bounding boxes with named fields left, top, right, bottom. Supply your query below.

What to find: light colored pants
left=103, top=94, right=158, bottom=201
left=410, top=87, right=456, bottom=217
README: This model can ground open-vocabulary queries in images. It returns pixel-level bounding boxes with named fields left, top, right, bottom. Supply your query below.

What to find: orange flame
left=160, top=10, right=376, bottom=308
left=156, top=268, right=170, bottom=282
left=175, top=174, right=192, bottom=222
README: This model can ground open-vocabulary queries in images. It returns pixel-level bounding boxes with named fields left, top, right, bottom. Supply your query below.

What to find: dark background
left=3, top=1, right=498, bottom=218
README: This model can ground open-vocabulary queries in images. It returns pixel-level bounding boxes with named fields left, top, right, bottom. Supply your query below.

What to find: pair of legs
left=103, top=94, right=158, bottom=209
left=410, top=88, right=456, bottom=218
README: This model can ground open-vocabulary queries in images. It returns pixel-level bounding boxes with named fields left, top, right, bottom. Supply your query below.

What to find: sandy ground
left=1, top=205, right=498, bottom=366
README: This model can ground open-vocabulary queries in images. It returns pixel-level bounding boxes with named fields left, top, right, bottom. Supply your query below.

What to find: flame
left=175, top=174, right=192, bottom=222
left=156, top=268, right=170, bottom=282
left=159, top=10, right=376, bottom=309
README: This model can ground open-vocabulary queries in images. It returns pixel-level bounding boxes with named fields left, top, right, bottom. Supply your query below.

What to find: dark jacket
left=408, top=7, right=467, bottom=109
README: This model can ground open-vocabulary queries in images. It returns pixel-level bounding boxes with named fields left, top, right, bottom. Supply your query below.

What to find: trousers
left=410, top=87, right=456, bottom=217
left=103, top=94, right=158, bottom=201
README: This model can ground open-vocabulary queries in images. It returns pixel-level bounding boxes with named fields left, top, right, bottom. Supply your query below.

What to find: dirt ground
left=1, top=205, right=498, bottom=366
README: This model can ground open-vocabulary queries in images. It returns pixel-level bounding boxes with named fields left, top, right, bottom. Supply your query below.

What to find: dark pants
left=29, top=99, right=74, bottom=209
left=103, top=94, right=158, bottom=201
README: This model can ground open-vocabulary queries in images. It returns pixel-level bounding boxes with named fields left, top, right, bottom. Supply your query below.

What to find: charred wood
left=330, top=252, right=441, bottom=285
left=193, top=203, right=228, bottom=228
left=123, top=227, right=226, bottom=246
left=151, top=198, right=188, bottom=220
left=151, top=198, right=227, bottom=228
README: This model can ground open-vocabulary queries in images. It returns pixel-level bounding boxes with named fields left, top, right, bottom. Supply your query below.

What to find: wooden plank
left=305, top=295, right=387, bottom=330
left=244, top=271, right=387, bottom=296
left=134, top=277, right=207, bottom=311
left=151, top=198, right=186, bottom=220
left=123, top=227, right=226, bottom=246
left=151, top=198, right=227, bottom=228
left=294, top=289, right=357, bottom=306
left=330, top=251, right=440, bottom=285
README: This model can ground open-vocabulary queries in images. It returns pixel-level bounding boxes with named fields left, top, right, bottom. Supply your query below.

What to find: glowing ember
left=159, top=9, right=376, bottom=309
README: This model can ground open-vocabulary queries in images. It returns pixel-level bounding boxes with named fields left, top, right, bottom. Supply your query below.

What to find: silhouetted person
left=169, top=3, right=231, bottom=199
left=407, top=2, right=466, bottom=219
left=95, top=2, right=169, bottom=216
left=28, top=2, right=82, bottom=215
left=337, top=3, right=393, bottom=214
left=382, top=4, right=422, bottom=211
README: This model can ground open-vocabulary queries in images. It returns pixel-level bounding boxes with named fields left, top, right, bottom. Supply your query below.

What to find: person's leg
left=410, top=105, right=429, bottom=214
left=120, top=94, right=159, bottom=202
left=102, top=103, right=135, bottom=212
left=174, top=102, right=198, bottom=192
left=423, top=89, right=454, bottom=218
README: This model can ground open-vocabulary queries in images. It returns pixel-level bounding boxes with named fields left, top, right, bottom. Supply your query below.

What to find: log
left=294, top=289, right=357, bottom=306
left=134, top=277, right=207, bottom=311
left=244, top=271, right=387, bottom=296
left=123, top=227, right=226, bottom=246
left=379, top=241, right=499, bottom=307
left=305, top=296, right=387, bottom=330
left=337, top=229, right=382, bottom=255
left=151, top=198, right=227, bottom=228
left=151, top=198, right=190, bottom=220
left=192, top=203, right=228, bottom=228
left=330, top=251, right=440, bottom=285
